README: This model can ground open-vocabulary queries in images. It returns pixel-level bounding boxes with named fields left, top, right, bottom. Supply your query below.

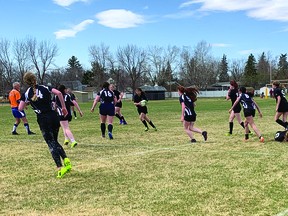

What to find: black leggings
left=37, top=112, right=67, bottom=167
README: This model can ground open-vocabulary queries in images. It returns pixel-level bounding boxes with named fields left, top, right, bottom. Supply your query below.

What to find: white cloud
left=53, top=0, right=89, bottom=7
left=211, top=43, right=231, bottom=48
left=238, top=49, right=255, bottom=55
left=180, top=0, right=288, bottom=22
left=95, top=9, right=145, bottom=28
left=54, top=19, right=94, bottom=39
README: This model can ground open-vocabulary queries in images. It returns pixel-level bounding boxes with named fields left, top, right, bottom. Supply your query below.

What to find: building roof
left=140, top=85, right=167, bottom=92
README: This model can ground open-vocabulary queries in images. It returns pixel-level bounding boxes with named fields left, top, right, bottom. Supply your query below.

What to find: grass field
left=1, top=97, right=288, bottom=216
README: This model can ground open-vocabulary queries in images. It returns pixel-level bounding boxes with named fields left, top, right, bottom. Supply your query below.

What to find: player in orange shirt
left=9, top=82, right=35, bottom=135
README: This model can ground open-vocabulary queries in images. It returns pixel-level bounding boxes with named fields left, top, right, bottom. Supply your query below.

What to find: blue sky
left=1, top=0, right=288, bottom=68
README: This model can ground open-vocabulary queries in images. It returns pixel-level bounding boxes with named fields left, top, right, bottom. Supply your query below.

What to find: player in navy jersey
left=53, top=85, right=83, bottom=148
left=18, top=72, right=71, bottom=178
left=272, top=81, right=288, bottom=129
left=133, top=88, right=157, bottom=131
left=226, top=80, right=245, bottom=135
left=178, top=86, right=207, bottom=143
left=229, top=87, right=264, bottom=142
left=109, top=84, right=127, bottom=125
left=91, top=82, right=117, bottom=139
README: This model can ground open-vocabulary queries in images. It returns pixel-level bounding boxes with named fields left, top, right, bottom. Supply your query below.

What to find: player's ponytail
left=23, top=72, right=38, bottom=101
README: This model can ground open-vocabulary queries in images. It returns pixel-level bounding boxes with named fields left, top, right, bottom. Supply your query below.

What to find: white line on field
left=275, top=209, right=288, bottom=216
left=79, top=143, right=277, bottom=161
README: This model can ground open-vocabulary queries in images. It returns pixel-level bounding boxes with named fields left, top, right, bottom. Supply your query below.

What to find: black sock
left=108, top=124, right=113, bottom=133
left=115, top=113, right=121, bottom=120
left=142, top=120, right=148, bottom=127
left=240, top=122, right=245, bottom=129
left=101, top=123, right=106, bottom=136
left=73, top=111, right=77, bottom=117
left=229, top=122, right=233, bottom=134
left=149, top=121, right=156, bottom=128
left=276, top=119, right=287, bottom=128
left=120, top=116, right=125, bottom=121
left=245, top=134, right=249, bottom=140
left=24, top=123, right=31, bottom=133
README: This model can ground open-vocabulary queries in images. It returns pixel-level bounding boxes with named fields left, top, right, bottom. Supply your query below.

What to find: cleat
left=57, top=167, right=68, bottom=178
left=202, top=131, right=208, bottom=141
left=259, top=137, right=264, bottom=143
left=225, top=132, right=232, bottom=136
left=122, top=121, right=127, bottom=125
left=71, top=141, right=77, bottom=148
left=64, top=158, right=72, bottom=172
left=102, top=134, right=105, bottom=138
left=191, top=139, right=197, bottom=143
left=119, top=120, right=123, bottom=125
left=154, top=127, right=157, bottom=131
left=28, top=131, right=36, bottom=135
left=12, top=131, right=19, bottom=135
left=108, top=132, right=113, bottom=140
left=64, top=139, right=69, bottom=145
left=145, top=127, right=149, bottom=131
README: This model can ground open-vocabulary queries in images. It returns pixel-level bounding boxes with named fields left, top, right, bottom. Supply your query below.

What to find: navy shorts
left=12, top=108, right=26, bottom=118
left=99, top=103, right=115, bottom=116
left=244, top=109, right=255, bottom=117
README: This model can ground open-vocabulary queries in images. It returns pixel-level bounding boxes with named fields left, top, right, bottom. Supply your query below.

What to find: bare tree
left=117, top=44, right=147, bottom=92
left=229, top=59, right=245, bottom=81
left=13, top=39, right=32, bottom=84
left=0, top=38, right=16, bottom=90
left=147, top=45, right=180, bottom=86
left=26, top=37, right=58, bottom=84
left=88, top=43, right=113, bottom=87
left=180, top=41, right=218, bottom=88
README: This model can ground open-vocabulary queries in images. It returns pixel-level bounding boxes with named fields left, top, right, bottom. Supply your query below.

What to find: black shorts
left=233, top=104, right=241, bottom=113
left=244, top=109, right=255, bottom=117
left=137, top=106, right=148, bottom=114
left=99, top=103, right=115, bottom=116
left=115, top=101, right=122, bottom=108
left=277, top=103, right=288, bottom=113
left=184, top=114, right=196, bottom=122
left=59, top=114, right=72, bottom=122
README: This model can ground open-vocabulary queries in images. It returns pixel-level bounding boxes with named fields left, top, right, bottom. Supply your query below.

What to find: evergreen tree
left=243, top=54, right=257, bottom=88
left=276, top=53, right=288, bottom=79
left=218, top=54, right=229, bottom=82
left=257, top=52, right=270, bottom=85
left=66, top=56, right=84, bottom=81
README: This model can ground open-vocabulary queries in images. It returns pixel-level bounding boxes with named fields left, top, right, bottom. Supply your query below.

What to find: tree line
left=1, top=37, right=288, bottom=95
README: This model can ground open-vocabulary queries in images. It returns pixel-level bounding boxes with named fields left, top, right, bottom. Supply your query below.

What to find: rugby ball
left=140, top=100, right=147, bottom=106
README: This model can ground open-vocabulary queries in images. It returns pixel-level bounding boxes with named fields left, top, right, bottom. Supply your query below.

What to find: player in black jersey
left=18, top=72, right=71, bottom=178
left=53, top=85, right=83, bottom=148
left=67, top=88, right=78, bottom=119
left=229, top=87, right=264, bottom=142
left=226, top=80, right=245, bottom=135
left=91, top=82, right=117, bottom=139
left=178, top=86, right=207, bottom=143
left=274, top=130, right=288, bottom=142
left=109, top=84, right=127, bottom=125
left=272, top=81, right=288, bottom=129
left=133, top=88, right=157, bottom=131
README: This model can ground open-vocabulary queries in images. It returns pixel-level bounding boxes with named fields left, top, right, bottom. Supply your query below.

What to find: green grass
left=1, top=97, right=288, bottom=215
